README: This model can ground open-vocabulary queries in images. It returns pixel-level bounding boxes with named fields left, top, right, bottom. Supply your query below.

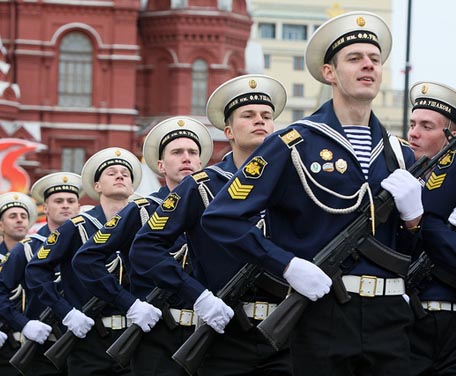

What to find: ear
left=42, top=202, right=49, bottom=216
left=224, top=126, right=234, bottom=142
left=322, top=63, right=336, bottom=84
left=94, top=181, right=102, bottom=194
left=157, top=160, right=165, bottom=175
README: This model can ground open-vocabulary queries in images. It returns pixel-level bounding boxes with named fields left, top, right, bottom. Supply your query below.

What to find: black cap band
left=0, top=202, right=29, bottom=218
left=158, top=129, right=201, bottom=159
left=94, top=159, right=134, bottom=182
left=413, top=98, right=456, bottom=123
left=324, top=30, right=380, bottom=63
left=43, top=185, right=80, bottom=200
left=224, top=92, right=275, bottom=122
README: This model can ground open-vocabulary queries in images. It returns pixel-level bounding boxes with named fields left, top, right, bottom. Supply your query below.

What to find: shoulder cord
left=290, top=146, right=375, bottom=230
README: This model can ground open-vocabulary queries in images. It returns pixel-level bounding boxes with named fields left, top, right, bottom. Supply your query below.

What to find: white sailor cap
left=143, top=116, right=213, bottom=176
left=306, top=11, right=392, bottom=84
left=0, top=192, right=37, bottom=226
left=410, top=81, right=456, bottom=123
left=81, top=147, right=143, bottom=201
left=31, top=172, right=83, bottom=204
left=206, top=74, right=287, bottom=130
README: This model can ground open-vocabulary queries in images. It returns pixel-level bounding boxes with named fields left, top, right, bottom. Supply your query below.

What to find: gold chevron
left=228, top=177, right=254, bottom=200
left=426, top=172, right=446, bottom=190
left=37, top=247, right=51, bottom=259
left=93, top=231, right=111, bottom=244
left=148, top=212, right=169, bottom=230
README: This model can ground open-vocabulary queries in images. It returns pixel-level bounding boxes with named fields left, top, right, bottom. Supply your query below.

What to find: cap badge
left=13, top=194, right=18, bottom=200
left=177, top=119, right=185, bottom=127
left=62, top=176, right=68, bottom=183
left=356, top=16, right=366, bottom=27
left=320, top=149, right=333, bottom=161
left=249, top=79, right=257, bottom=89
left=115, top=150, right=121, bottom=157
left=421, top=84, right=428, bottom=94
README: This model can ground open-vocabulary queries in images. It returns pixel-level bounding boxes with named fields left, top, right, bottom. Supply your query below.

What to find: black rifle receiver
left=256, top=130, right=456, bottom=351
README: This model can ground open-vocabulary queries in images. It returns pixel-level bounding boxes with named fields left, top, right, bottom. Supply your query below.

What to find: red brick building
left=0, top=0, right=251, bottom=200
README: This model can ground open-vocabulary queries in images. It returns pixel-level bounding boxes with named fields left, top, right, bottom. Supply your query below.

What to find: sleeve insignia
left=228, top=177, right=254, bottom=200
left=161, top=193, right=180, bottom=212
left=438, top=150, right=455, bottom=170
left=133, top=197, right=150, bottom=207
left=105, top=214, right=121, bottom=229
left=46, top=230, right=60, bottom=246
left=192, top=171, right=210, bottom=183
left=147, top=212, right=169, bottom=230
left=425, top=172, right=447, bottom=191
left=37, top=246, right=51, bottom=259
left=242, top=156, right=267, bottom=179
left=93, top=230, right=111, bottom=244
left=279, top=129, right=303, bottom=147
left=71, top=216, right=86, bottom=225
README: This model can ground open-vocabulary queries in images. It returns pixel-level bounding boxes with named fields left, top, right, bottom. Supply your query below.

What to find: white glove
left=283, top=257, right=332, bottom=301
left=449, top=207, right=456, bottom=226
left=126, top=299, right=162, bottom=333
left=0, top=331, right=7, bottom=348
left=22, top=320, right=52, bottom=344
left=193, top=290, right=234, bottom=334
left=380, top=169, right=423, bottom=221
left=62, top=308, right=95, bottom=338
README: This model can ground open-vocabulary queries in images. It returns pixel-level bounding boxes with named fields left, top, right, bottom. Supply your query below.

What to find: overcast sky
left=391, top=0, right=455, bottom=90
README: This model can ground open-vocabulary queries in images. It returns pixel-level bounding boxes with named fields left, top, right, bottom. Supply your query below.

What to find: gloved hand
left=193, top=290, right=234, bottom=334
left=0, top=330, right=7, bottom=348
left=283, top=257, right=332, bottom=301
left=449, top=207, right=456, bottom=227
left=62, top=308, right=95, bottom=338
left=381, top=169, right=423, bottom=221
left=126, top=299, right=162, bottom=333
left=22, top=320, right=52, bottom=344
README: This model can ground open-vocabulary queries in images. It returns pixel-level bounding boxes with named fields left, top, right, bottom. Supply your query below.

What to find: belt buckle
left=359, top=275, right=377, bottom=297
left=111, top=315, right=125, bottom=330
left=253, top=302, right=269, bottom=320
left=427, top=301, right=441, bottom=311
left=179, top=309, right=195, bottom=326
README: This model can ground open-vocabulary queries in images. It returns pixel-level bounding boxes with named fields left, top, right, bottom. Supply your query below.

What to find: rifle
left=172, top=263, right=262, bottom=375
left=406, top=252, right=434, bottom=319
left=0, top=320, right=20, bottom=351
left=9, top=306, right=62, bottom=375
left=256, top=129, right=456, bottom=351
left=44, top=296, right=106, bottom=370
left=105, top=287, right=175, bottom=368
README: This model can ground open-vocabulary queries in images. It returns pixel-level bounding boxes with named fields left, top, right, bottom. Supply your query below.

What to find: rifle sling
left=357, top=235, right=411, bottom=277
left=254, top=272, right=289, bottom=299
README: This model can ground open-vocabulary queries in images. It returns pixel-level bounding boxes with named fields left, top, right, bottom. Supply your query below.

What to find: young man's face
left=95, top=165, right=135, bottom=200
left=44, top=192, right=80, bottom=227
left=157, top=137, right=202, bottom=189
left=408, top=108, right=451, bottom=159
left=323, top=43, right=383, bottom=102
left=0, top=207, right=29, bottom=242
left=224, top=104, right=275, bottom=152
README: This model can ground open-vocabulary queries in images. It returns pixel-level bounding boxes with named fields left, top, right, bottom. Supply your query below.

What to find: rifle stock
left=44, top=296, right=101, bottom=370
left=172, top=263, right=260, bottom=375
left=257, top=130, right=456, bottom=351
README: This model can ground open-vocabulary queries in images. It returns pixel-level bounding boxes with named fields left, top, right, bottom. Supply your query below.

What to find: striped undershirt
left=342, top=125, right=372, bottom=180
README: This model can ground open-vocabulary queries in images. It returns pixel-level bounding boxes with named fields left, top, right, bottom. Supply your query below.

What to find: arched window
left=191, top=59, right=208, bottom=115
left=58, top=32, right=93, bottom=107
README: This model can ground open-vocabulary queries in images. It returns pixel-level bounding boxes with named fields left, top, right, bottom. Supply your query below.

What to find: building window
left=282, top=24, right=307, bottom=41
left=293, top=56, right=305, bottom=71
left=258, top=23, right=276, bottom=39
left=292, top=84, right=304, bottom=97
left=191, top=59, right=208, bottom=115
left=62, top=147, right=85, bottom=174
left=264, top=54, right=271, bottom=69
left=292, top=110, right=305, bottom=122
left=58, top=32, right=93, bottom=107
